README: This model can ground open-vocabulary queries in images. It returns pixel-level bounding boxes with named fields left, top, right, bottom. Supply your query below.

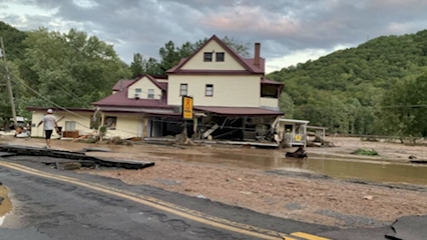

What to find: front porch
left=279, top=118, right=310, bottom=147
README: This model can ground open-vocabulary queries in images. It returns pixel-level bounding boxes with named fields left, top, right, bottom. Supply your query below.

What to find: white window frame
left=147, top=89, right=155, bottom=99
left=180, top=84, right=188, bottom=96
left=205, top=84, right=213, bottom=97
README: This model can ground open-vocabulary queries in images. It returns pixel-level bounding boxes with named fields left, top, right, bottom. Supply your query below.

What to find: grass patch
left=352, top=148, right=379, bottom=156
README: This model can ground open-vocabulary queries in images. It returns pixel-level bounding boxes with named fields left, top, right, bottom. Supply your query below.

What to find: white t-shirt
left=42, top=115, right=56, bottom=130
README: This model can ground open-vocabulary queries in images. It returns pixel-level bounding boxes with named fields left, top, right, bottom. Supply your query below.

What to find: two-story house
left=28, top=35, right=284, bottom=141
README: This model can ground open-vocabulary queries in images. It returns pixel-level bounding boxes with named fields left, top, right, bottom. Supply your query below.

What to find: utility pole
left=0, top=36, right=18, bottom=128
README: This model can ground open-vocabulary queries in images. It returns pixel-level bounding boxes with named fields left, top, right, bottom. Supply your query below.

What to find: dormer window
left=216, top=52, right=225, bottom=62
left=147, top=89, right=154, bottom=99
left=204, top=52, right=213, bottom=62
left=135, top=88, right=142, bottom=98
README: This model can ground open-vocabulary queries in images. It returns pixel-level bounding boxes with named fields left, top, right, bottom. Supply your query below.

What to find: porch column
left=193, top=117, right=198, bottom=140
left=98, top=112, right=105, bottom=142
left=304, top=124, right=307, bottom=147
left=143, top=117, right=148, bottom=138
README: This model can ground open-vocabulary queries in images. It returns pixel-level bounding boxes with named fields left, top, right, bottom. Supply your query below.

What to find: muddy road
left=0, top=157, right=339, bottom=240
left=3, top=137, right=427, bottom=229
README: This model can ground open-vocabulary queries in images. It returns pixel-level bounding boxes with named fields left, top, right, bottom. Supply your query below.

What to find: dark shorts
left=45, top=130, right=53, bottom=140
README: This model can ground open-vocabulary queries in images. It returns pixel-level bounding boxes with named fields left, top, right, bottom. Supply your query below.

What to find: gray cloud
left=2, top=0, right=427, bottom=65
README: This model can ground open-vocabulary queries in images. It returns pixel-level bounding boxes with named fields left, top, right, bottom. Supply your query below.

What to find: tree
left=0, top=61, right=28, bottom=127
left=279, top=92, right=294, bottom=118
left=23, top=28, right=131, bottom=108
left=143, top=57, right=162, bottom=76
left=379, top=72, right=427, bottom=137
left=0, top=21, right=28, bottom=60
left=158, top=41, right=181, bottom=73
left=129, top=54, right=163, bottom=77
left=130, top=53, right=144, bottom=77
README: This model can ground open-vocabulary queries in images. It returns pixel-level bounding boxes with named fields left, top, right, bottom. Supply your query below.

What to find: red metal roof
left=128, top=75, right=167, bottom=91
left=26, top=107, right=179, bottom=116
left=27, top=107, right=96, bottom=113
left=92, top=89, right=171, bottom=108
left=194, top=106, right=283, bottom=116
left=261, top=78, right=283, bottom=85
left=112, top=79, right=135, bottom=91
left=167, top=35, right=264, bottom=74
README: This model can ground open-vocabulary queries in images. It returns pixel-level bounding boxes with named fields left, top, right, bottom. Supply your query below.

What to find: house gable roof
left=167, top=35, right=264, bottom=74
left=128, top=74, right=167, bottom=91
left=112, top=79, right=135, bottom=91
left=92, top=89, right=170, bottom=108
left=95, top=74, right=169, bottom=108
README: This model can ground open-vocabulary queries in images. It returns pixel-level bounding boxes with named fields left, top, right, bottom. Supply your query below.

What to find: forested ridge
left=268, top=30, right=427, bottom=136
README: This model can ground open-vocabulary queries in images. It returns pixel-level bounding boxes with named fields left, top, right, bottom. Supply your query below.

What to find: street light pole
left=0, top=36, right=18, bottom=128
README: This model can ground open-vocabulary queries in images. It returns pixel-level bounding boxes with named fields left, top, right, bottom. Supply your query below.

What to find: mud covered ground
left=3, top=136, right=427, bottom=228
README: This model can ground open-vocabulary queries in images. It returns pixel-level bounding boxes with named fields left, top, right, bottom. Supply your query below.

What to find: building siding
left=30, top=111, right=144, bottom=139
left=167, top=75, right=261, bottom=107
left=260, top=97, right=279, bottom=109
left=127, top=76, right=162, bottom=99
left=180, top=40, right=246, bottom=71
left=30, top=111, right=94, bottom=138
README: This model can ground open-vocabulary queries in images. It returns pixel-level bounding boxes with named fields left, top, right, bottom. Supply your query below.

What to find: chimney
left=254, top=43, right=261, bottom=67
left=119, top=79, right=123, bottom=92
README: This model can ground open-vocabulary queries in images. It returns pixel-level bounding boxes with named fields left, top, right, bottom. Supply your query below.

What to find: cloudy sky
left=1, top=0, right=427, bottom=73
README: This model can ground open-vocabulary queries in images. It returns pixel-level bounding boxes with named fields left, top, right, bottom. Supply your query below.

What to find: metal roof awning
left=279, top=118, right=310, bottom=124
left=194, top=106, right=283, bottom=116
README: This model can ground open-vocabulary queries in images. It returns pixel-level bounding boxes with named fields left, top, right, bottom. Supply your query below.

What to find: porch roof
left=261, top=78, right=283, bottom=85
left=194, top=106, right=283, bottom=116
left=26, top=107, right=180, bottom=117
left=279, top=118, right=310, bottom=124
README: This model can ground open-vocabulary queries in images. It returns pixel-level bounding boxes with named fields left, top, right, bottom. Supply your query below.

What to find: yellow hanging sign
left=294, top=134, right=302, bottom=142
left=182, top=96, right=193, bottom=120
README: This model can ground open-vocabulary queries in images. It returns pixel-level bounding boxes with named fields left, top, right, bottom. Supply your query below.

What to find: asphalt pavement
left=0, top=155, right=425, bottom=240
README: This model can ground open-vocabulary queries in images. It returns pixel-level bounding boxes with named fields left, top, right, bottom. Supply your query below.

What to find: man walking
left=37, top=109, right=58, bottom=148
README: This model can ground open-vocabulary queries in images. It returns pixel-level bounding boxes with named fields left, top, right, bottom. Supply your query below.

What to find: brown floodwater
left=4, top=138, right=427, bottom=186
left=148, top=150, right=427, bottom=186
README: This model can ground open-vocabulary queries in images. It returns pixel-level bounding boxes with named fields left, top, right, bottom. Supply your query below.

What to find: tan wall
left=30, top=111, right=94, bottom=138
left=181, top=40, right=246, bottom=71
left=167, top=75, right=261, bottom=107
left=260, top=97, right=279, bottom=109
left=30, top=111, right=144, bottom=139
left=107, top=114, right=142, bottom=139
left=127, top=76, right=161, bottom=99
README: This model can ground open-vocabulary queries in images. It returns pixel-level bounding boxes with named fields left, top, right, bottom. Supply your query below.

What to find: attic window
left=135, top=88, right=142, bottom=96
left=147, top=89, right=154, bottom=99
left=204, top=52, right=213, bottom=62
left=216, top=52, right=224, bottom=62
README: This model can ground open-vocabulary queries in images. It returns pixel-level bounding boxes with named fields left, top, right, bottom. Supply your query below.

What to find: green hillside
left=0, top=22, right=28, bottom=60
left=268, top=30, right=427, bottom=135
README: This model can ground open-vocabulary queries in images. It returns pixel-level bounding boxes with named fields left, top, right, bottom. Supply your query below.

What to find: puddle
left=0, top=186, right=12, bottom=224
left=150, top=151, right=427, bottom=186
